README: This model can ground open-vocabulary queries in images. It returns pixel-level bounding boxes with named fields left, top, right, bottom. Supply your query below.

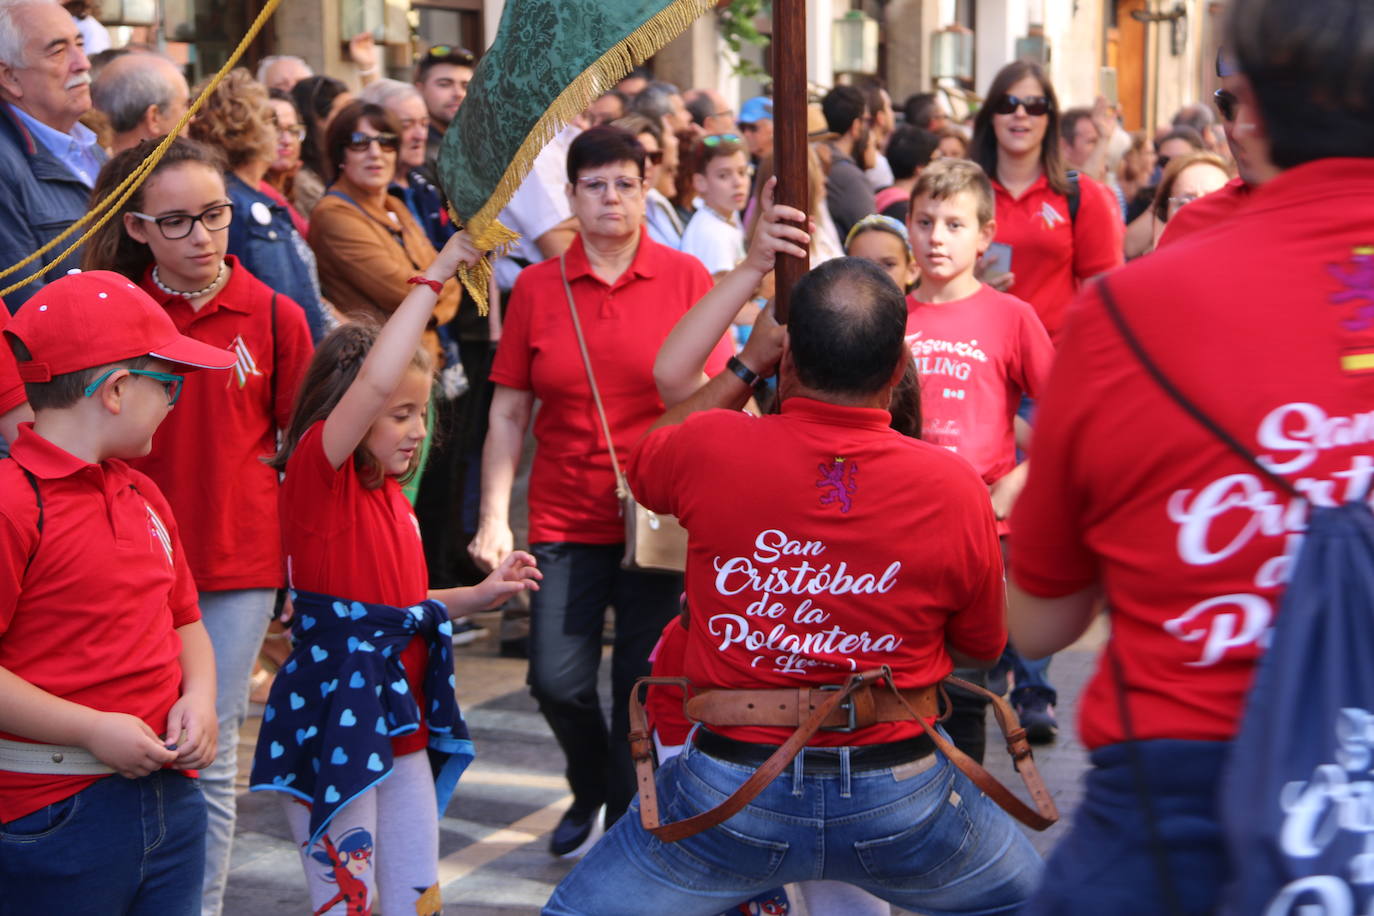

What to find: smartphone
left=984, top=242, right=1013, bottom=278
left=1100, top=67, right=1119, bottom=108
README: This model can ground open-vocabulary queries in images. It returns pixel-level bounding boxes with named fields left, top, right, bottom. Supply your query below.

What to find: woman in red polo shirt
left=970, top=60, right=1123, bottom=340
left=470, top=125, right=732, bottom=858
left=81, top=136, right=315, bottom=914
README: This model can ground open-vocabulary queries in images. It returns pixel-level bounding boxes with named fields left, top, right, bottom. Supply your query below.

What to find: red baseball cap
left=5, top=271, right=236, bottom=382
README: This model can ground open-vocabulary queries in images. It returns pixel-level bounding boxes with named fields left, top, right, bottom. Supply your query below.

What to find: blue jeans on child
left=544, top=730, right=1043, bottom=915
left=0, top=770, right=207, bottom=915
left=1019, top=740, right=1229, bottom=915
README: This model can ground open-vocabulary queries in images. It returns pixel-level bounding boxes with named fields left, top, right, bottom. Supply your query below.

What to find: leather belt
left=629, top=668, right=1059, bottom=843
left=694, top=728, right=936, bottom=775
left=685, top=683, right=940, bottom=732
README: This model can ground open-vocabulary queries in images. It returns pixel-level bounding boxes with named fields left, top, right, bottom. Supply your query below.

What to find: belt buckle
left=817, top=685, right=858, bottom=733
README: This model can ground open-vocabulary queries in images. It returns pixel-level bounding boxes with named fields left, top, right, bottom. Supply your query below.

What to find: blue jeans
left=545, top=732, right=1043, bottom=915
left=0, top=770, right=207, bottom=915
left=1020, top=740, right=1229, bottom=915
left=198, top=588, right=275, bottom=916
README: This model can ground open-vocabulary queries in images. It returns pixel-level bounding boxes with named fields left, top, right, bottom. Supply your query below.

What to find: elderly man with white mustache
left=0, top=0, right=104, bottom=308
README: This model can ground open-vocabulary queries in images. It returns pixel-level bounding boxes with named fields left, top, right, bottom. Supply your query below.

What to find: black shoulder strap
left=1097, top=278, right=1300, bottom=499
left=1067, top=170, right=1081, bottom=226
left=20, top=466, right=42, bottom=577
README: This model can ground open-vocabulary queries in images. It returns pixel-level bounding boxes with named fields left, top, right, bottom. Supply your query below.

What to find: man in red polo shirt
left=0, top=271, right=235, bottom=913
left=1008, top=2, right=1374, bottom=912
left=546, top=256, right=1042, bottom=915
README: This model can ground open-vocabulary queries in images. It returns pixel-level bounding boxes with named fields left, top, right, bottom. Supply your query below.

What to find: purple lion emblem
left=816, top=458, right=858, bottom=513
left=1328, top=248, right=1374, bottom=331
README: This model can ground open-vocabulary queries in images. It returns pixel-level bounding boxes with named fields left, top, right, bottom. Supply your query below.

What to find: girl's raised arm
left=321, top=231, right=484, bottom=468
left=653, top=177, right=810, bottom=406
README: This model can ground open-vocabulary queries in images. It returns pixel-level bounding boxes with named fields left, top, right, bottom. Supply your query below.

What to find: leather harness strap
left=628, top=670, right=1059, bottom=843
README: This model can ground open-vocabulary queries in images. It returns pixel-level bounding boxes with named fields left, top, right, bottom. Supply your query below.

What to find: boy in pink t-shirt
left=905, top=158, right=1058, bottom=742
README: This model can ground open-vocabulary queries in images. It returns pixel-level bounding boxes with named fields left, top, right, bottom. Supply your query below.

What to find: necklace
left=152, top=261, right=226, bottom=299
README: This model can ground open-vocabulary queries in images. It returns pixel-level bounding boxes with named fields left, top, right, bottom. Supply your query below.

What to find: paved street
left=225, top=616, right=1106, bottom=915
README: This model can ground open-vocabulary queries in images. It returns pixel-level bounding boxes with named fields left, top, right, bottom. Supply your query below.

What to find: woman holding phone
left=970, top=61, right=1123, bottom=342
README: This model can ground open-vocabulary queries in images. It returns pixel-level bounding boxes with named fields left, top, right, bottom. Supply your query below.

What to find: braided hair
left=267, top=319, right=434, bottom=488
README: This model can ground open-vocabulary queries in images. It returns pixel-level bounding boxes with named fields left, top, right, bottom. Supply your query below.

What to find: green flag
left=436, top=0, right=717, bottom=312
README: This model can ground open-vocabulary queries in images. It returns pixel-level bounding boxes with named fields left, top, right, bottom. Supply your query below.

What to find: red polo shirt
left=992, top=172, right=1123, bottom=339
left=1010, top=158, right=1374, bottom=750
left=906, top=285, right=1055, bottom=535
left=0, top=426, right=200, bottom=821
left=630, top=398, right=1006, bottom=746
left=281, top=421, right=431, bottom=754
left=0, top=310, right=24, bottom=417
left=491, top=232, right=732, bottom=544
left=130, top=257, right=313, bottom=592
left=1156, top=177, right=1251, bottom=250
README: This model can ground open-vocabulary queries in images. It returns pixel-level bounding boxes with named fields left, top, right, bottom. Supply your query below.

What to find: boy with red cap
left=0, top=271, right=236, bottom=914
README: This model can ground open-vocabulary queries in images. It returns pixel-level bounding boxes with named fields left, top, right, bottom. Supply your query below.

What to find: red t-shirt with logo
left=132, top=257, right=313, bottom=592
left=1156, top=177, right=1251, bottom=250
left=906, top=285, right=1055, bottom=532
left=1010, top=158, right=1374, bottom=750
left=992, top=172, right=1124, bottom=339
left=0, top=309, right=25, bottom=417
left=281, top=421, right=431, bottom=754
left=0, top=427, right=200, bottom=820
left=630, top=398, right=1006, bottom=746
left=490, top=233, right=732, bottom=544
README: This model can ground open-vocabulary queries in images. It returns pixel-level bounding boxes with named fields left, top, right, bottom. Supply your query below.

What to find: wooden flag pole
left=771, top=0, right=807, bottom=325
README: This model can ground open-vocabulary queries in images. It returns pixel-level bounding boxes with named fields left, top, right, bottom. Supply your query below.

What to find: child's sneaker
left=1013, top=687, right=1058, bottom=744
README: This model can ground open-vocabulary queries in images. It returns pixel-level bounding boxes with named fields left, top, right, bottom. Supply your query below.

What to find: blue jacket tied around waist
left=249, top=590, right=474, bottom=844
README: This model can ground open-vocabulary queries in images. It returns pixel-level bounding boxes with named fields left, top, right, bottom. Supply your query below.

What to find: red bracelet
left=408, top=276, right=444, bottom=295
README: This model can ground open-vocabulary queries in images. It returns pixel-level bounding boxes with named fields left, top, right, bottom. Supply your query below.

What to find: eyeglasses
left=83, top=368, right=185, bottom=405
left=1213, top=88, right=1237, bottom=122
left=644, top=150, right=664, bottom=165
left=575, top=176, right=644, bottom=197
left=345, top=131, right=400, bottom=153
left=424, top=44, right=476, bottom=66
left=991, top=94, right=1051, bottom=117
left=278, top=124, right=306, bottom=141
left=130, top=202, right=234, bottom=240
left=701, top=133, right=743, bottom=147
left=1168, top=194, right=1202, bottom=212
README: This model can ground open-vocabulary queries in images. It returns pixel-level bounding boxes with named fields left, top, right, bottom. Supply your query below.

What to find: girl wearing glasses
left=970, top=61, right=1123, bottom=342
left=307, top=101, right=461, bottom=363
left=81, top=135, right=316, bottom=916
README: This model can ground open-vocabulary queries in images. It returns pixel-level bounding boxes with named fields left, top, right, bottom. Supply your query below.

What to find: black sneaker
left=449, top=618, right=486, bottom=646
left=1013, top=688, right=1058, bottom=745
left=549, top=803, right=604, bottom=858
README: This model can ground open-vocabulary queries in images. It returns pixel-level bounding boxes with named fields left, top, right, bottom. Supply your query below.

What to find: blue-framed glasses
left=83, top=368, right=185, bottom=405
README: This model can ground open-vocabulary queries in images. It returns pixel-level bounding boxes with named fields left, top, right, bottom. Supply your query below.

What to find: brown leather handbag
left=560, top=254, right=688, bottom=573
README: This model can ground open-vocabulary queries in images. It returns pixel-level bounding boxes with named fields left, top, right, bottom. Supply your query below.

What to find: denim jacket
left=226, top=174, right=328, bottom=342
left=0, top=105, right=105, bottom=311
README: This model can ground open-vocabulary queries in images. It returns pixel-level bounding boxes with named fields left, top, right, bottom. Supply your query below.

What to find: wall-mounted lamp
left=1131, top=3, right=1188, bottom=56
left=832, top=9, right=879, bottom=75
left=931, top=24, right=974, bottom=85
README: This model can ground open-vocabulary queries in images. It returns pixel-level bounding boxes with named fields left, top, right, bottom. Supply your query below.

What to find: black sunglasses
left=645, top=149, right=664, bottom=165
left=991, top=94, right=1051, bottom=117
left=345, top=131, right=400, bottom=152
left=1213, top=88, right=1237, bottom=122
left=425, top=44, right=476, bottom=66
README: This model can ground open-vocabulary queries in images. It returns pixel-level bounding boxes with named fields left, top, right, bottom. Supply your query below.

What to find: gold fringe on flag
left=455, top=0, right=718, bottom=313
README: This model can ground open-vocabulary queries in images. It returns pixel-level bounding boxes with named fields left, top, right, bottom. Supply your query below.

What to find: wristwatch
left=726, top=355, right=766, bottom=390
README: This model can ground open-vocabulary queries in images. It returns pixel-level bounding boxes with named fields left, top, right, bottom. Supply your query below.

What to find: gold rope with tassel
left=0, top=0, right=284, bottom=298
left=453, top=0, right=717, bottom=313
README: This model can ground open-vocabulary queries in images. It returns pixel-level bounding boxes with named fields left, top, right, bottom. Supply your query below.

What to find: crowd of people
left=0, top=0, right=1369, bottom=913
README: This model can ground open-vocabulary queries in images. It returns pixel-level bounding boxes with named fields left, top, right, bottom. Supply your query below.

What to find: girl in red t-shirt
left=257, top=230, right=540, bottom=915
left=82, top=135, right=317, bottom=910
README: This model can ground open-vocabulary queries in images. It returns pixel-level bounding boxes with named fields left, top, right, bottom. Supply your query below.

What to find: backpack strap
left=270, top=291, right=278, bottom=424
left=20, top=466, right=42, bottom=577
left=1067, top=170, right=1081, bottom=226
left=1096, top=278, right=1300, bottom=499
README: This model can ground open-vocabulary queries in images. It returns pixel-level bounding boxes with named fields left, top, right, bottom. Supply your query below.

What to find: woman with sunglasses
left=81, top=135, right=316, bottom=916
left=188, top=69, right=330, bottom=343
left=307, top=101, right=461, bottom=352
left=971, top=60, right=1123, bottom=342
